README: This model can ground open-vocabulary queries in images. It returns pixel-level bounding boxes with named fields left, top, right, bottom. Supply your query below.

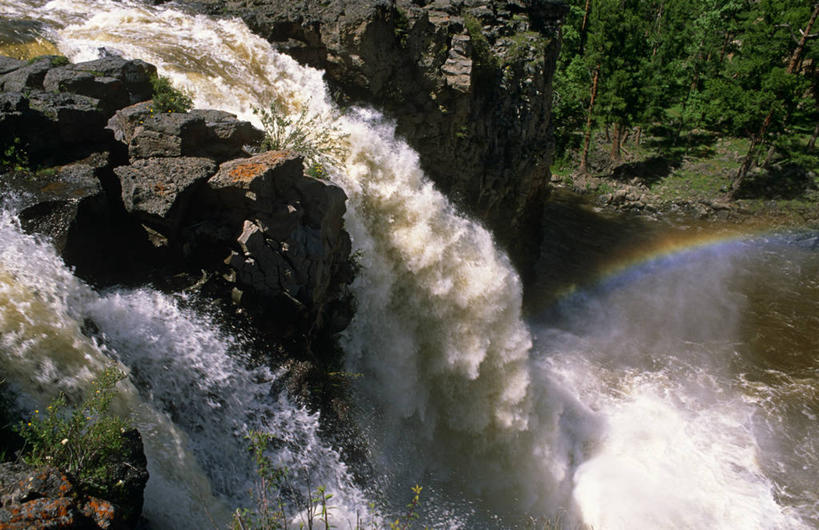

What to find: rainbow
left=553, top=225, right=817, bottom=303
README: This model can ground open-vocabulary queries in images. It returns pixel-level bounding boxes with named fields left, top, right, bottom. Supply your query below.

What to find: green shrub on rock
left=254, top=101, right=347, bottom=169
left=1, top=137, right=30, bottom=172
left=15, top=367, right=131, bottom=495
left=150, top=74, right=193, bottom=113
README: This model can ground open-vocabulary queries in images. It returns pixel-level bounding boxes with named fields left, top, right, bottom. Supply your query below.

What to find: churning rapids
left=1, top=1, right=817, bottom=528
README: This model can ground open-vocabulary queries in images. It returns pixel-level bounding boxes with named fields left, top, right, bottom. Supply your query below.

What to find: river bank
left=551, top=130, right=819, bottom=228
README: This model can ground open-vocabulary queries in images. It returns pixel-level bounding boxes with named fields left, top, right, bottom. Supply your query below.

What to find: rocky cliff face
left=177, top=0, right=567, bottom=276
left=0, top=55, right=354, bottom=353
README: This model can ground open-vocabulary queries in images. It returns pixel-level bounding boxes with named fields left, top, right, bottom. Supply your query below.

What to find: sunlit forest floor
left=552, top=126, right=819, bottom=225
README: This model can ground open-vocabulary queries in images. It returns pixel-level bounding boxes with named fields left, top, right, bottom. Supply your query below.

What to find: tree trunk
left=719, top=31, right=732, bottom=64
left=733, top=134, right=761, bottom=194
left=579, top=65, right=600, bottom=173
left=787, top=4, right=819, bottom=74
left=635, top=126, right=642, bottom=145
left=762, top=143, right=777, bottom=168
left=651, top=3, right=664, bottom=57
left=611, top=122, right=622, bottom=162
left=809, top=121, right=819, bottom=150
left=579, top=0, right=592, bottom=54
left=733, top=3, right=819, bottom=195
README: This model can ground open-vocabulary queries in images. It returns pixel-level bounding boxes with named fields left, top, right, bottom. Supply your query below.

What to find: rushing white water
left=0, top=203, right=366, bottom=528
left=2, top=1, right=817, bottom=528
left=537, top=236, right=818, bottom=529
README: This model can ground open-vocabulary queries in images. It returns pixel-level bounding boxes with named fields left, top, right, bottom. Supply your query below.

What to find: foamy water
left=0, top=205, right=366, bottom=528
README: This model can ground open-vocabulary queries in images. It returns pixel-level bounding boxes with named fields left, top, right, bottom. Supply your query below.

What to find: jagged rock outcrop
left=1, top=53, right=354, bottom=351
left=1, top=52, right=355, bottom=527
left=0, top=55, right=156, bottom=166
left=176, top=0, right=567, bottom=276
left=194, top=151, right=353, bottom=336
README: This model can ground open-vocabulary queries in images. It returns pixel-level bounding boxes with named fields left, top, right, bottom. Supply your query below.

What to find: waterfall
left=0, top=201, right=366, bottom=528
left=2, top=1, right=817, bottom=528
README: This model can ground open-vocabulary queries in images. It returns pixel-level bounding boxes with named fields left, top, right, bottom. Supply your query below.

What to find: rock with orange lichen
left=179, top=149, right=354, bottom=339
left=0, top=429, right=148, bottom=528
left=0, top=464, right=101, bottom=529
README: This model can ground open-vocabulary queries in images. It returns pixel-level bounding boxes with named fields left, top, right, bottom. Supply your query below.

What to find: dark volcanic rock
left=2, top=51, right=353, bottom=377
left=0, top=56, right=24, bottom=75
left=13, top=163, right=106, bottom=252
left=0, top=55, right=163, bottom=168
left=188, top=108, right=265, bottom=161
left=43, top=67, right=130, bottom=114
left=0, top=431, right=148, bottom=529
left=123, top=108, right=263, bottom=162
left=115, top=156, right=218, bottom=226
left=72, top=56, right=156, bottom=104
left=128, top=111, right=210, bottom=159
left=2, top=155, right=160, bottom=286
left=106, top=101, right=155, bottom=145
left=27, top=91, right=111, bottom=150
left=177, top=0, right=567, bottom=276
left=190, top=150, right=353, bottom=336
left=0, top=56, right=54, bottom=92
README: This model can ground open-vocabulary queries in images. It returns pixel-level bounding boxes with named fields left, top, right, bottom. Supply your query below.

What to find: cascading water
left=1, top=1, right=817, bottom=528
left=0, top=200, right=366, bottom=528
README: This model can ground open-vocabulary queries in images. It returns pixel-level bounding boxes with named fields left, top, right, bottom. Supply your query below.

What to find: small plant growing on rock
left=150, top=74, right=193, bottom=113
left=1, top=137, right=30, bottom=172
left=254, top=101, right=348, bottom=170
left=16, top=367, right=130, bottom=494
left=231, top=430, right=290, bottom=529
left=49, top=55, right=70, bottom=67
left=306, top=162, right=329, bottom=180
left=463, top=13, right=497, bottom=69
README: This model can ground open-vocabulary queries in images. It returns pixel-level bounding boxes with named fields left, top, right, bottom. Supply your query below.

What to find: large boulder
left=43, top=67, right=130, bottom=115
left=114, top=156, right=218, bottom=229
left=188, top=150, right=353, bottom=336
left=119, top=107, right=263, bottom=162
left=177, top=0, right=568, bottom=276
left=70, top=56, right=156, bottom=105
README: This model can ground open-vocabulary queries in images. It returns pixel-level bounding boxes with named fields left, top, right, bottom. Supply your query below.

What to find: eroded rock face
left=189, top=151, right=354, bottom=336
left=178, top=0, right=567, bottom=275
